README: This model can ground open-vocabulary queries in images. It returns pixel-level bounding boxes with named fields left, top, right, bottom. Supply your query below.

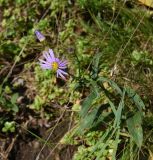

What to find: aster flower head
left=39, top=49, right=68, bottom=80
left=35, top=30, right=45, bottom=42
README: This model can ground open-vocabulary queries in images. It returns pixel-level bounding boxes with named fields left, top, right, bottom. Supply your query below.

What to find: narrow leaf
left=98, top=77, right=122, bottom=95
left=126, top=87, right=145, bottom=112
left=80, top=84, right=99, bottom=117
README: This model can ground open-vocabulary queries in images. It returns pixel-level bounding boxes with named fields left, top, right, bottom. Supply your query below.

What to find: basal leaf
left=127, top=111, right=143, bottom=148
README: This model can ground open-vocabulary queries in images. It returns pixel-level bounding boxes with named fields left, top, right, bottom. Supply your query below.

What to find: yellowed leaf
left=138, top=0, right=153, bottom=7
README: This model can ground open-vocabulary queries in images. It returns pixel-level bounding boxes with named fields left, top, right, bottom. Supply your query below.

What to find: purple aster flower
left=34, top=30, right=45, bottom=42
left=39, top=49, right=68, bottom=80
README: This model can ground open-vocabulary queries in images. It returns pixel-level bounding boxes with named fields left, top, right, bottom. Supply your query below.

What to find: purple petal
left=43, top=51, right=53, bottom=63
left=59, top=65, right=67, bottom=69
left=35, top=30, right=45, bottom=42
left=43, top=51, right=48, bottom=60
left=40, top=63, right=51, bottom=69
left=59, top=61, right=68, bottom=67
left=57, top=70, right=66, bottom=80
left=39, top=59, right=50, bottom=65
left=49, top=49, right=55, bottom=61
left=40, top=63, right=51, bottom=67
left=59, top=64, right=67, bottom=69
left=57, top=69, right=68, bottom=75
left=59, top=60, right=67, bottom=64
left=55, top=58, right=60, bottom=63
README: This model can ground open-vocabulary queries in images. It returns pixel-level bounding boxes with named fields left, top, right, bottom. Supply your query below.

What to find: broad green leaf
left=109, top=80, right=123, bottom=95
left=76, top=106, right=100, bottom=135
left=133, top=94, right=145, bottom=110
left=127, top=111, right=143, bottom=148
left=80, top=83, right=99, bottom=117
left=98, top=77, right=122, bottom=95
left=126, top=87, right=145, bottom=112
left=88, top=104, right=112, bottom=131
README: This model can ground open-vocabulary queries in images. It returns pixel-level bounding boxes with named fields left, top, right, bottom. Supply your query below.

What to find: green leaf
left=2, top=121, right=16, bottom=133
left=127, top=111, right=143, bottom=148
left=12, top=104, right=19, bottom=113
left=11, top=93, right=19, bottom=104
left=80, top=83, right=99, bottom=118
left=77, top=106, right=100, bottom=135
left=114, top=90, right=125, bottom=128
left=95, top=127, right=116, bottom=160
left=132, top=50, right=141, bottom=61
left=108, top=99, right=117, bottom=115
left=0, top=85, right=2, bottom=95
left=98, top=77, right=122, bottom=95
left=112, top=128, right=120, bottom=160
left=91, top=53, right=101, bottom=79
left=126, top=87, right=145, bottom=112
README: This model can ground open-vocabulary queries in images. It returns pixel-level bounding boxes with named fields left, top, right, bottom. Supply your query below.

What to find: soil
left=0, top=110, right=77, bottom=160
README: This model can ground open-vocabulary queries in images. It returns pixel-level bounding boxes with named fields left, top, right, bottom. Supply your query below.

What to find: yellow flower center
left=51, top=62, right=59, bottom=71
